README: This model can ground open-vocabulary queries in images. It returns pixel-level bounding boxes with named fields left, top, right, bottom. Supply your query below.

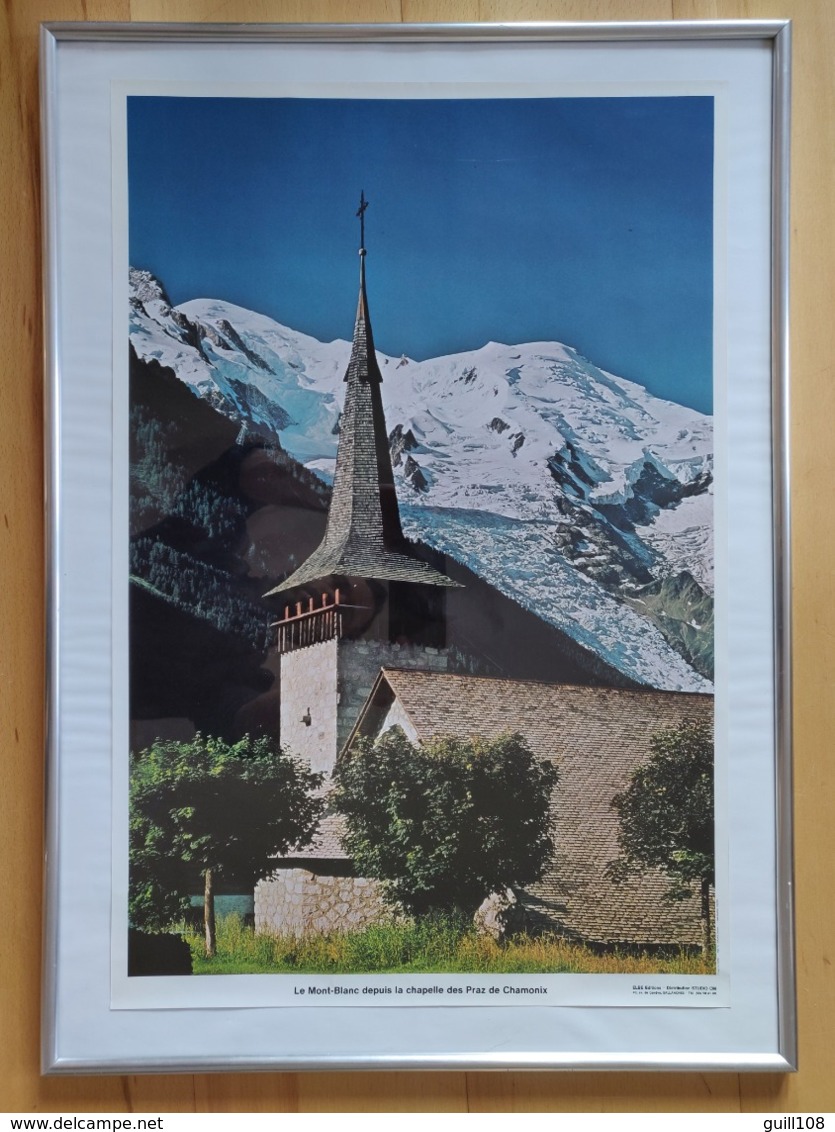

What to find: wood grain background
left=2, top=0, right=833, bottom=1113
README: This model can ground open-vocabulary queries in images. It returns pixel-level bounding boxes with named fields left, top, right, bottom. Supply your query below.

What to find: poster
left=42, top=23, right=792, bottom=1070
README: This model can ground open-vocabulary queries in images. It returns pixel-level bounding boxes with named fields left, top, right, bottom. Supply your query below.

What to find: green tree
left=610, top=719, right=715, bottom=952
left=130, top=733, right=323, bottom=955
left=333, top=728, right=558, bottom=917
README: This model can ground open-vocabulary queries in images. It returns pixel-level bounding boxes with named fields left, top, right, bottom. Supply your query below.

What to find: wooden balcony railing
left=273, top=589, right=346, bottom=653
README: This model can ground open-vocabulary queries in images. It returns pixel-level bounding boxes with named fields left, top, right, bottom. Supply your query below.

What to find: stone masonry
left=255, top=868, right=391, bottom=937
left=258, top=639, right=453, bottom=938
left=281, top=637, right=451, bottom=774
left=280, top=638, right=339, bottom=775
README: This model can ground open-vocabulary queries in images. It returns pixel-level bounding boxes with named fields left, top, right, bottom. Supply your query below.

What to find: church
left=254, top=197, right=713, bottom=949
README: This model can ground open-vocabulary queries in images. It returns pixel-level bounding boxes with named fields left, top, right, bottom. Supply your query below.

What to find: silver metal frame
left=40, top=18, right=794, bottom=1074
left=770, top=21, right=796, bottom=1076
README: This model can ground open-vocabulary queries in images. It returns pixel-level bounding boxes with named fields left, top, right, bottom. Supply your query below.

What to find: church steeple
left=266, top=195, right=457, bottom=599
left=346, top=192, right=381, bottom=386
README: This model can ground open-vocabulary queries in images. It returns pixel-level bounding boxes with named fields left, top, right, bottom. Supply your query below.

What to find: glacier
left=129, top=267, right=714, bottom=693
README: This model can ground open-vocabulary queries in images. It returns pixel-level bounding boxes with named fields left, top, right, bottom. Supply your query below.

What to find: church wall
left=268, top=639, right=455, bottom=939
left=377, top=698, right=419, bottom=744
left=281, top=637, right=452, bottom=775
left=335, top=639, right=450, bottom=755
left=254, top=868, right=391, bottom=937
left=280, top=638, right=339, bottom=775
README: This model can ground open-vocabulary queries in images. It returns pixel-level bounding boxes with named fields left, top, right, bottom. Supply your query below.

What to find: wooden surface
left=2, top=0, right=833, bottom=1114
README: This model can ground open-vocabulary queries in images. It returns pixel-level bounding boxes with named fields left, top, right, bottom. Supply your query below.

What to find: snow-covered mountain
left=129, top=268, right=714, bottom=692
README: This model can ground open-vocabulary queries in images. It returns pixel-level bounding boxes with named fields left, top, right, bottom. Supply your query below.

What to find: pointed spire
left=265, top=196, right=458, bottom=596
left=345, top=215, right=382, bottom=386
left=356, top=189, right=368, bottom=252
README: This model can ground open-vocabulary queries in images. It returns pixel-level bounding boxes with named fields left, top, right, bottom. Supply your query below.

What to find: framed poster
left=41, top=20, right=794, bottom=1072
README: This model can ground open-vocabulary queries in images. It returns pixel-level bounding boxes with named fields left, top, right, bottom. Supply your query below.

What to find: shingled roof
left=350, top=669, right=714, bottom=948
left=265, top=242, right=457, bottom=596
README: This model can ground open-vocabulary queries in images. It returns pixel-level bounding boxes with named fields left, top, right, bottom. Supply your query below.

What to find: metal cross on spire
left=356, top=190, right=368, bottom=252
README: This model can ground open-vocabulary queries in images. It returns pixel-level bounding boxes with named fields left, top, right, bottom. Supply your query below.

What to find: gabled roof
left=350, top=669, right=714, bottom=947
left=347, top=668, right=711, bottom=765
left=266, top=246, right=457, bottom=596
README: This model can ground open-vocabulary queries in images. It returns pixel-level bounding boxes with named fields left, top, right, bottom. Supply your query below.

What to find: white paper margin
left=46, top=30, right=779, bottom=1071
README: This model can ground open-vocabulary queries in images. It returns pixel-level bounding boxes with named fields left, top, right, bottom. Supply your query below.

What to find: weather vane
left=356, top=190, right=368, bottom=252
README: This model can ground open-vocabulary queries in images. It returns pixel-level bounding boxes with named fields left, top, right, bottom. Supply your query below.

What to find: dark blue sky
left=128, top=95, right=713, bottom=413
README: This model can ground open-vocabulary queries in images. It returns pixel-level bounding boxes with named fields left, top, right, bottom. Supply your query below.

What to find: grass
left=182, top=914, right=715, bottom=976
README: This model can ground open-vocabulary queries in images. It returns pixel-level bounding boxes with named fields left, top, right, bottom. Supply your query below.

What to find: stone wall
left=335, top=639, right=450, bottom=755
left=255, top=868, right=391, bottom=937
left=280, top=636, right=451, bottom=775
left=280, top=638, right=339, bottom=775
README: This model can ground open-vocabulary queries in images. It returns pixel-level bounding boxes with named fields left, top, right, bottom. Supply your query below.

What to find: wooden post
left=204, top=868, right=216, bottom=958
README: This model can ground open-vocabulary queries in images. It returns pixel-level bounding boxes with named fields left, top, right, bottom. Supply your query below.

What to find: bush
left=130, top=733, right=323, bottom=954
left=334, top=728, right=557, bottom=916
left=610, top=719, right=714, bottom=951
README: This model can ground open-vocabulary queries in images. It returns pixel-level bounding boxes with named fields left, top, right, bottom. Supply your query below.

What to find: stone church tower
left=256, top=198, right=462, bottom=935
left=264, top=195, right=460, bottom=779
